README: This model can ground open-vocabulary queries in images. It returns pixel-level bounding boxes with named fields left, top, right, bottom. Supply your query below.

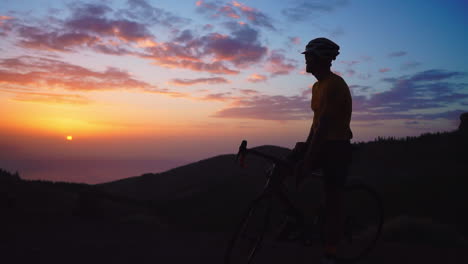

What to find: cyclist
left=293, top=37, right=353, bottom=264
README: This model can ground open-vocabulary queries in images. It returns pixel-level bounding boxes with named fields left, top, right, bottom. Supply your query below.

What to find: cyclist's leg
left=323, top=170, right=345, bottom=256
left=322, top=140, right=352, bottom=257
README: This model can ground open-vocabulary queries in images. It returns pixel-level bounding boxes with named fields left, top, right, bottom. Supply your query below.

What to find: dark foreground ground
left=2, top=130, right=468, bottom=263
left=3, top=220, right=467, bottom=264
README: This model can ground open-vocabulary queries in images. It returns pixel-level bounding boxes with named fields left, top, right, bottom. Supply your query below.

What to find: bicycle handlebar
left=235, top=140, right=292, bottom=168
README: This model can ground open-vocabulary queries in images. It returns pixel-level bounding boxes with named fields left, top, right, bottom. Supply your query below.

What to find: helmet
left=302, top=38, right=340, bottom=61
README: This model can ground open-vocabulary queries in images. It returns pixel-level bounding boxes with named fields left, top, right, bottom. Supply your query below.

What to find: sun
left=66, top=135, right=73, bottom=141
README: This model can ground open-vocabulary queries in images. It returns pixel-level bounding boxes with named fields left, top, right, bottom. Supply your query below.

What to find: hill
left=1, top=130, right=467, bottom=263
left=94, top=131, right=468, bottom=234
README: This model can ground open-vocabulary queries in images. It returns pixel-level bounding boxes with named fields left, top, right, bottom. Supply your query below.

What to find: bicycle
left=225, top=140, right=383, bottom=264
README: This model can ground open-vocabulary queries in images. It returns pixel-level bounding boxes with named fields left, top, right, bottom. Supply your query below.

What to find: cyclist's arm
left=305, top=123, right=314, bottom=144
left=304, top=115, right=328, bottom=163
left=304, top=85, right=338, bottom=163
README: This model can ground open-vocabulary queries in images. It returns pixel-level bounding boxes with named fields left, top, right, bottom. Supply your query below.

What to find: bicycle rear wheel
left=225, top=193, right=281, bottom=264
left=334, top=182, right=384, bottom=262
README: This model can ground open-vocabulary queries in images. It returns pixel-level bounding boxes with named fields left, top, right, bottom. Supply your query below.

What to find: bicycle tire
left=225, top=194, right=275, bottom=264
left=331, top=182, right=384, bottom=262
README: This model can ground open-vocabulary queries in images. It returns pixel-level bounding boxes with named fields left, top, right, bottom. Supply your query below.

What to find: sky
left=0, top=0, right=467, bottom=183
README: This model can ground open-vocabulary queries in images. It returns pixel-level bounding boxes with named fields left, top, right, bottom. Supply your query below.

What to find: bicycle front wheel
left=334, top=182, right=384, bottom=262
left=225, top=193, right=276, bottom=264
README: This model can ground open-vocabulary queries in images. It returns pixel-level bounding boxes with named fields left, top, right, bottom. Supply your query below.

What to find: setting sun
left=66, top=135, right=73, bottom=141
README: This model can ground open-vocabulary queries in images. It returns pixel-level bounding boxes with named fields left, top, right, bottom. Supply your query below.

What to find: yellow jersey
left=311, top=73, right=353, bottom=140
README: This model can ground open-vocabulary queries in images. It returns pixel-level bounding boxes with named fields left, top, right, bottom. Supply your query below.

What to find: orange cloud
left=12, top=91, right=92, bottom=105
left=169, top=77, right=230, bottom=86
left=247, top=73, right=267, bottom=83
left=0, top=56, right=186, bottom=97
left=239, top=89, right=259, bottom=95
left=289, top=36, right=301, bottom=45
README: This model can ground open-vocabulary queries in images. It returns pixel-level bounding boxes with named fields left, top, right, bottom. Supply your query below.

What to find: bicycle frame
left=227, top=140, right=384, bottom=264
left=238, top=141, right=323, bottom=223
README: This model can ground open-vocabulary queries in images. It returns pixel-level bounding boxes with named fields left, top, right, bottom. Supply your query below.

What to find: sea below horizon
left=0, top=159, right=188, bottom=184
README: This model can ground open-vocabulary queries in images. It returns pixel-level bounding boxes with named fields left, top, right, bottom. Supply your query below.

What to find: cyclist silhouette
left=289, top=38, right=353, bottom=264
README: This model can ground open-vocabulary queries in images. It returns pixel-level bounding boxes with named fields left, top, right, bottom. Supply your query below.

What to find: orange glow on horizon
left=66, top=135, right=73, bottom=141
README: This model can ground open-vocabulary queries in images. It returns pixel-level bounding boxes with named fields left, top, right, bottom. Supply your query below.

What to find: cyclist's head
left=302, top=38, right=339, bottom=74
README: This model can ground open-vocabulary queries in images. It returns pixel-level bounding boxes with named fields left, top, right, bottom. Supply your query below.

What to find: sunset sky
left=1, top=0, right=467, bottom=183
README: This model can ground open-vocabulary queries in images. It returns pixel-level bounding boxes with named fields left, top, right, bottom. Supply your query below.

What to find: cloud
left=0, top=56, right=185, bottom=97
left=352, top=69, right=468, bottom=121
left=264, top=50, right=297, bottom=77
left=196, top=1, right=275, bottom=30
left=0, top=16, right=13, bottom=20
left=120, top=0, right=190, bottom=27
left=169, top=77, right=229, bottom=86
left=400, top=61, right=421, bottom=70
left=340, top=60, right=359, bottom=66
left=212, top=94, right=311, bottom=120
left=139, top=23, right=267, bottom=74
left=379, top=68, right=391, bottom=73
left=349, top=84, right=371, bottom=93
left=231, top=1, right=276, bottom=30
left=289, top=36, right=301, bottom=45
left=360, top=55, right=372, bottom=61
left=7, top=2, right=268, bottom=75
left=199, top=25, right=268, bottom=67
left=200, top=92, right=238, bottom=102
left=0, top=15, right=13, bottom=34
left=247, top=73, right=267, bottom=83
left=405, top=120, right=420, bottom=125
left=12, top=2, right=158, bottom=53
left=173, top=29, right=194, bottom=43
left=12, top=91, right=92, bottom=105
left=388, top=51, right=407, bottom=57
left=212, top=69, right=468, bottom=122
left=18, top=28, right=101, bottom=52
left=282, top=0, right=348, bottom=21
left=239, top=89, right=259, bottom=95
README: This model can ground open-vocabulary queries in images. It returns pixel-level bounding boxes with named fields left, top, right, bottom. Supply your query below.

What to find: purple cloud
left=282, top=0, right=348, bottom=21
left=352, top=69, right=468, bottom=121
left=264, top=50, right=297, bottom=76
left=213, top=94, right=311, bottom=120
left=0, top=56, right=185, bottom=97
left=388, top=51, right=407, bottom=57
left=196, top=1, right=275, bottom=30
left=199, top=25, right=268, bottom=67
left=400, top=61, right=421, bottom=70
left=211, top=69, right=467, bottom=122
left=379, top=68, right=391, bottom=73
left=169, top=77, right=229, bottom=86
left=121, top=0, right=190, bottom=27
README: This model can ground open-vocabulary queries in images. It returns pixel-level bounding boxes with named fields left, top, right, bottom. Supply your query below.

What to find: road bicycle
left=225, top=140, right=383, bottom=263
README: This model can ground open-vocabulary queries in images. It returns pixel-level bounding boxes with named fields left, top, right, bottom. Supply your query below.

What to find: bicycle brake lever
left=235, top=140, right=248, bottom=167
